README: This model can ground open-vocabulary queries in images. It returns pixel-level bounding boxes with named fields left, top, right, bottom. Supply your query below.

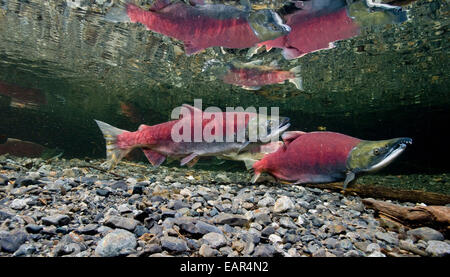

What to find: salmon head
left=245, top=114, right=290, bottom=143
left=248, top=9, right=291, bottom=42
left=348, top=1, right=407, bottom=27
left=343, top=137, right=412, bottom=188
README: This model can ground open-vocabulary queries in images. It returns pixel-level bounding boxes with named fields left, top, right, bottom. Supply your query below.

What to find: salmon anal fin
left=186, top=156, right=200, bottom=168
left=180, top=152, right=199, bottom=166
left=143, top=149, right=166, bottom=167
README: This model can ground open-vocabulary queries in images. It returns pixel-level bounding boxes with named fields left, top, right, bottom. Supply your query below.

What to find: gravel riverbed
left=0, top=155, right=449, bottom=257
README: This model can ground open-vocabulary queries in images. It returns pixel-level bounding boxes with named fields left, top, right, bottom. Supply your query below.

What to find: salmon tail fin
left=94, top=120, right=130, bottom=170
left=289, top=65, right=303, bottom=90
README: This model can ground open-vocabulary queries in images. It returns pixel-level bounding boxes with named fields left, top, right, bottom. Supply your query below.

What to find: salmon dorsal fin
left=138, top=124, right=148, bottom=131
left=281, top=131, right=306, bottom=146
left=150, top=0, right=172, bottom=12
left=182, top=104, right=203, bottom=114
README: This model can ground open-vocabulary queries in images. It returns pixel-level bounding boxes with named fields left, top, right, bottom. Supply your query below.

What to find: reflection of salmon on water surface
left=0, top=81, right=46, bottom=109
left=104, top=0, right=290, bottom=55
left=249, top=0, right=409, bottom=59
left=203, top=59, right=302, bottom=91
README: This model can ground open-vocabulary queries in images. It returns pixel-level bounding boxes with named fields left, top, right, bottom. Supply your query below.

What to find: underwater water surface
left=0, top=0, right=448, bottom=195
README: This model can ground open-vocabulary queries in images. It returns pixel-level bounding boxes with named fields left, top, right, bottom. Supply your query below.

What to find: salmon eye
left=373, top=148, right=380, bottom=155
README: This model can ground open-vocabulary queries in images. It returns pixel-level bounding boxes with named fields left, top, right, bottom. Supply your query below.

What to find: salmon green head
left=248, top=10, right=291, bottom=42
left=343, top=137, right=412, bottom=188
left=348, top=1, right=407, bottom=27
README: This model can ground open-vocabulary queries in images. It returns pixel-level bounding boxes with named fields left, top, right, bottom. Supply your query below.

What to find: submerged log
left=301, top=182, right=450, bottom=205
left=362, top=198, right=450, bottom=235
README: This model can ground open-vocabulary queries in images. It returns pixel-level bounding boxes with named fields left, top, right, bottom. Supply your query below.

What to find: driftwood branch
left=362, top=198, right=450, bottom=235
left=301, top=182, right=450, bottom=205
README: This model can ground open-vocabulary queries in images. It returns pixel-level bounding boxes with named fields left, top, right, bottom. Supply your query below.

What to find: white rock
left=273, top=196, right=295, bottom=213
left=268, top=234, right=282, bottom=244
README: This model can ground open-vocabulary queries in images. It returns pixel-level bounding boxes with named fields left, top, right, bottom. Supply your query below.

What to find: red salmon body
left=126, top=3, right=260, bottom=54
left=0, top=82, right=47, bottom=108
left=260, top=8, right=360, bottom=59
left=253, top=131, right=361, bottom=183
left=0, top=138, right=47, bottom=158
left=222, top=68, right=295, bottom=87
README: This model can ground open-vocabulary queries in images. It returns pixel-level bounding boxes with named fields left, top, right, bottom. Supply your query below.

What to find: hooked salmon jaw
left=367, top=138, right=412, bottom=172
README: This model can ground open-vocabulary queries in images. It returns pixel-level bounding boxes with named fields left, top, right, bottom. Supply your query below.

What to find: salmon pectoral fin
left=180, top=152, right=199, bottom=167
left=142, top=149, right=166, bottom=167
left=251, top=171, right=261, bottom=183
left=343, top=171, right=356, bottom=190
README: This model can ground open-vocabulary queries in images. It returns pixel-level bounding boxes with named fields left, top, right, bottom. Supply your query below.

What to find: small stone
left=134, top=225, right=149, bottom=237
left=10, top=199, right=29, bottom=210
left=77, top=224, right=98, bottom=235
left=41, top=214, right=71, bottom=226
left=366, top=243, right=381, bottom=252
left=214, top=213, right=248, bottom=227
left=53, top=232, right=86, bottom=256
left=231, top=240, right=246, bottom=253
left=253, top=244, right=276, bottom=257
left=202, top=232, right=227, bottom=249
left=258, top=197, right=275, bottom=207
left=143, top=244, right=162, bottom=255
left=160, top=236, right=188, bottom=253
left=0, top=175, right=8, bottom=186
left=327, top=224, right=347, bottom=235
left=104, top=215, right=139, bottom=231
left=407, top=227, right=444, bottom=242
left=13, top=244, right=37, bottom=256
left=0, top=230, right=28, bottom=253
left=425, top=240, right=450, bottom=257
left=132, top=185, right=144, bottom=195
left=268, top=234, right=282, bottom=244
left=199, top=244, right=218, bottom=257
left=343, top=250, right=364, bottom=257
left=25, top=224, right=43, bottom=234
left=95, top=229, right=137, bottom=257
left=180, top=188, right=192, bottom=197
left=111, top=181, right=128, bottom=190
left=368, top=251, right=386, bottom=257
left=273, top=196, right=295, bottom=213
left=324, top=237, right=339, bottom=249
left=96, top=188, right=110, bottom=197
left=279, top=217, right=297, bottom=229
left=261, top=226, right=276, bottom=237
left=375, top=231, right=399, bottom=245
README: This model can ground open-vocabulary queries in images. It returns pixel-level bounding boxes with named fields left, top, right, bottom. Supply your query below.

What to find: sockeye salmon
left=252, top=131, right=412, bottom=189
left=95, top=104, right=290, bottom=170
left=249, top=0, right=407, bottom=59
left=106, top=0, right=291, bottom=55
